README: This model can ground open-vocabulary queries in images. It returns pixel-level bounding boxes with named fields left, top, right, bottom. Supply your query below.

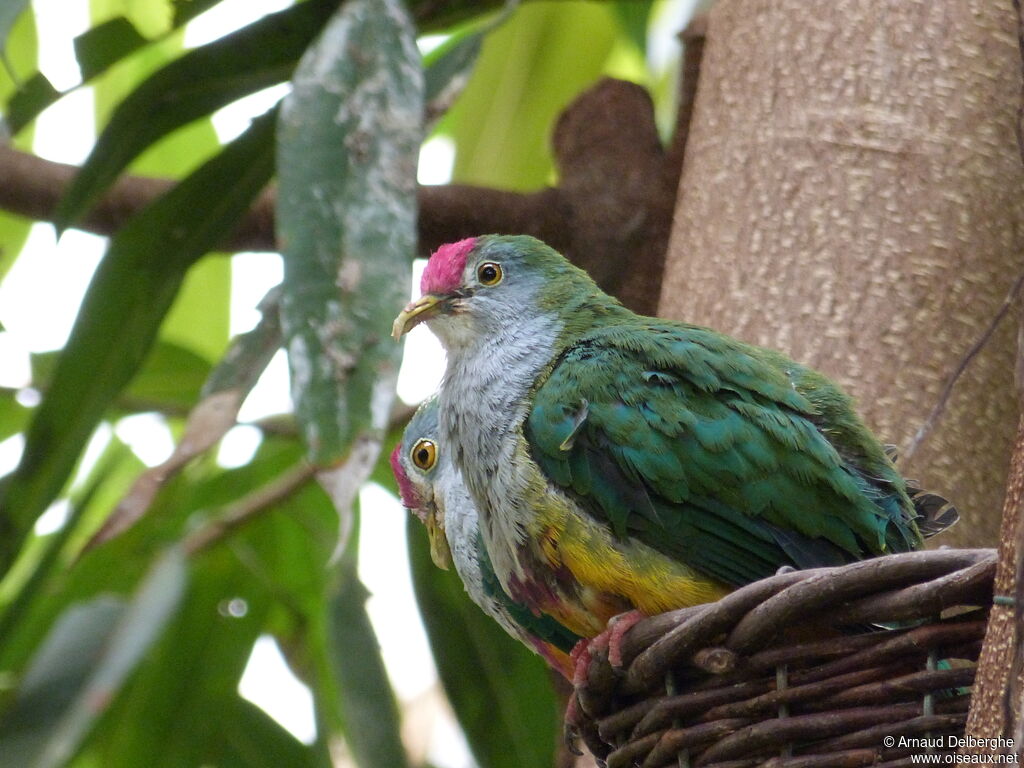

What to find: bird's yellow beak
left=392, top=294, right=443, bottom=340
left=425, top=509, right=452, bottom=570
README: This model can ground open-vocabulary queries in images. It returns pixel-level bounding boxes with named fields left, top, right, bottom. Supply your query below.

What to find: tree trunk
left=963, top=412, right=1024, bottom=753
left=659, top=0, right=1024, bottom=549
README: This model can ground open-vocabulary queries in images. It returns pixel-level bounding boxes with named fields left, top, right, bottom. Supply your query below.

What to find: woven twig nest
left=572, top=548, right=996, bottom=768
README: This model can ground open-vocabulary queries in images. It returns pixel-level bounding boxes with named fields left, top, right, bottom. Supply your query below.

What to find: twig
left=182, top=461, right=318, bottom=555
left=178, top=401, right=416, bottom=557
left=902, top=268, right=1024, bottom=463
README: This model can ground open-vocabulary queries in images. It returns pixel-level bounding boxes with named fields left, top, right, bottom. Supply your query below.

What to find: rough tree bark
left=659, top=0, right=1024, bottom=549
left=964, top=413, right=1024, bottom=753
left=963, top=0, right=1024, bottom=753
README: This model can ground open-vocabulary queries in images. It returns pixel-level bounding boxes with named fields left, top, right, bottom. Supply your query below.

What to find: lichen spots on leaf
left=421, top=237, right=477, bottom=294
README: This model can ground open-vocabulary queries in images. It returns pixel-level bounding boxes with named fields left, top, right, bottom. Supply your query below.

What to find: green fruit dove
left=392, top=235, right=957, bottom=666
left=391, top=398, right=581, bottom=678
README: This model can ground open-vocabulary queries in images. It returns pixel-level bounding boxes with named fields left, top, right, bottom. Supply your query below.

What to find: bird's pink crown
left=420, top=237, right=477, bottom=295
left=390, top=443, right=425, bottom=518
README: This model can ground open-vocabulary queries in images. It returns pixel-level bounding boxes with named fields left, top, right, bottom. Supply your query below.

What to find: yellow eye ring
left=477, top=262, right=503, bottom=286
left=411, top=439, right=437, bottom=471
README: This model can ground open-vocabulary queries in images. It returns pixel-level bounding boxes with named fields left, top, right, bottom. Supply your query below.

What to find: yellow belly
left=532, top=504, right=731, bottom=638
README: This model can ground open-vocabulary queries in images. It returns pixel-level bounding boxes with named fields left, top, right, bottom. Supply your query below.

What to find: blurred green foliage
left=0, top=1, right=681, bottom=766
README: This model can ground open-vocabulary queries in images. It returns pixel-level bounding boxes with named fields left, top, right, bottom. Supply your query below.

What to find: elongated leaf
left=423, top=7, right=515, bottom=129
left=0, top=1, right=30, bottom=60
left=82, top=438, right=333, bottom=767
left=408, top=519, right=560, bottom=768
left=328, top=564, right=408, bottom=768
left=0, top=392, right=28, bottom=442
left=446, top=1, right=620, bottom=190
left=0, top=112, right=276, bottom=579
left=54, top=0, right=339, bottom=229
left=74, top=17, right=149, bottom=81
left=83, top=549, right=273, bottom=768
left=31, top=341, right=212, bottom=415
left=2, top=70, right=55, bottom=135
left=0, top=8, right=37, bottom=276
left=612, top=1, right=652, bottom=54
left=122, top=341, right=213, bottom=412
left=0, top=597, right=126, bottom=768
left=409, top=0, right=509, bottom=33
left=0, top=439, right=133, bottom=650
left=424, top=24, right=485, bottom=105
left=213, top=696, right=320, bottom=768
left=90, top=0, right=231, bottom=363
left=202, top=287, right=282, bottom=398
left=87, top=296, right=282, bottom=549
left=0, top=549, right=186, bottom=768
left=171, top=0, right=228, bottom=26
left=277, top=0, right=421, bottom=467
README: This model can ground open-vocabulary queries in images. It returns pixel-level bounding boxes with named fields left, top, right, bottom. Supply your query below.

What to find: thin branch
left=0, top=144, right=567, bottom=255
left=182, top=461, right=318, bottom=555
left=903, top=268, right=1024, bottom=463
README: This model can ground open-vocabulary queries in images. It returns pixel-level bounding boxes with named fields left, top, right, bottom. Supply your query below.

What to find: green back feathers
left=526, top=317, right=925, bottom=588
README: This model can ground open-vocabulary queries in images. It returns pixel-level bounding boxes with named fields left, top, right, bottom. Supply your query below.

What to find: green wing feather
left=526, top=321, right=923, bottom=588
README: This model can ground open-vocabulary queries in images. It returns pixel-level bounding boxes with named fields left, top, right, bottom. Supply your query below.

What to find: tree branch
left=0, top=144, right=567, bottom=255
left=0, top=77, right=685, bottom=314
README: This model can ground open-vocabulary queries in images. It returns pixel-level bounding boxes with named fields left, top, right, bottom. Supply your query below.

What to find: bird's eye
left=411, top=439, right=437, bottom=471
left=477, top=262, right=503, bottom=286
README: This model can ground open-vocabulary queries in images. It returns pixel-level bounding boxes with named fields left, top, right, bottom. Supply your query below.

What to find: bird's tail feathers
left=909, top=487, right=959, bottom=538
left=882, top=445, right=959, bottom=539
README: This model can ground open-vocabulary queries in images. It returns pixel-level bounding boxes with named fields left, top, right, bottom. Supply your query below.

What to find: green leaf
left=90, top=0, right=232, bottom=363
left=611, top=1, right=652, bottom=54
left=277, top=0, right=421, bottom=465
left=0, top=432, right=335, bottom=768
left=73, top=17, right=149, bottom=81
left=201, top=288, right=282, bottom=399
left=0, top=439, right=135, bottom=655
left=2, top=70, right=56, bottom=135
left=160, top=257, right=233, bottom=363
left=0, top=7, right=37, bottom=277
left=32, top=340, right=213, bottom=415
left=0, top=549, right=187, bottom=768
left=82, top=302, right=282, bottom=550
left=422, top=8, right=515, bottom=130
left=212, top=697, right=320, bottom=768
left=81, top=551, right=272, bottom=767
left=0, top=597, right=127, bottom=768
left=0, top=391, right=28, bottom=442
left=124, top=341, right=214, bottom=413
left=55, top=0, right=340, bottom=230
left=408, top=519, right=560, bottom=768
left=328, top=564, right=409, bottom=768
left=424, top=25, right=484, bottom=105
left=171, top=0, right=227, bottom=27
left=409, top=0, right=508, bottom=33
left=0, top=1, right=31, bottom=61
left=445, top=1, right=620, bottom=191
left=0, top=111, right=276, bottom=579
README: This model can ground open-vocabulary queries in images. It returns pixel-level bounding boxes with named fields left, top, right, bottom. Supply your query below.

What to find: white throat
left=434, top=312, right=561, bottom=576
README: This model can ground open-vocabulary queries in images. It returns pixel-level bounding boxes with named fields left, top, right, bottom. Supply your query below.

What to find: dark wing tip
left=909, top=489, right=960, bottom=538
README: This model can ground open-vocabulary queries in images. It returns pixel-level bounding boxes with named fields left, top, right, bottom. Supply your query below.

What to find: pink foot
left=564, top=638, right=604, bottom=755
left=606, top=609, right=647, bottom=668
